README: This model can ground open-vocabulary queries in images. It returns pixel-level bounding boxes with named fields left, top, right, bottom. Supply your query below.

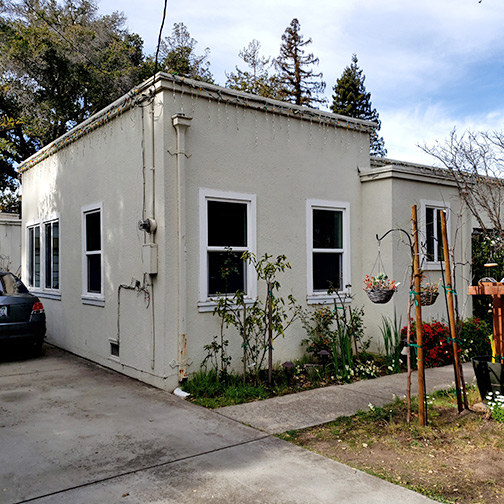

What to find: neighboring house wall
left=0, top=212, right=21, bottom=274
left=19, top=73, right=473, bottom=390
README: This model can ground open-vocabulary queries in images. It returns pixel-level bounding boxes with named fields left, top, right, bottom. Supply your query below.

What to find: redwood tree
left=275, top=18, right=326, bottom=107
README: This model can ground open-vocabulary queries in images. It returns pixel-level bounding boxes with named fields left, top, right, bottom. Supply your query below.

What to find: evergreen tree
left=155, top=22, right=213, bottom=83
left=275, top=18, right=326, bottom=107
left=331, top=54, right=387, bottom=157
left=226, top=39, right=281, bottom=98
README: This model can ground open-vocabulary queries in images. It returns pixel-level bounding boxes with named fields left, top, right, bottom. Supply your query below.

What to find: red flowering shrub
left=401, top=320, right=454, bottom=368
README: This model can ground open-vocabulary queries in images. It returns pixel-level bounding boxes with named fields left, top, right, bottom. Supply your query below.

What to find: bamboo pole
left=412, top=205, right=426, bottom=426
left=440, top=211, right=465, bottom=413
left=405, top=295, right=414, bottom=424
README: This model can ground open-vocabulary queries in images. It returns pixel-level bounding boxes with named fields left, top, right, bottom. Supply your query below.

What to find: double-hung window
left=82, top=204, right=103, bottom=303
left=307, top=200, right=350, bottom=303
left=28, top=224, right=41, bottom=288
left=422, top=201, right=448, bottom=266
left=44, top=220, right=59, bottom=289
left=199, top=189, right=256, bottom=308
left=27, top=218, right=60, bottom=293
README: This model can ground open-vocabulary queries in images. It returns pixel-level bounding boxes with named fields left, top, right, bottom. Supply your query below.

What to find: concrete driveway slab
left=27, top=437, right=435, bottom=504
left=0, top=346, right=263, bottom=503
left=0, top=345, right=439, bottom=504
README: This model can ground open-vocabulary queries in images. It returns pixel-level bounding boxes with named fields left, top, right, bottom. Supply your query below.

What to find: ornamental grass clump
left=486, top=391, right=504, bottom=423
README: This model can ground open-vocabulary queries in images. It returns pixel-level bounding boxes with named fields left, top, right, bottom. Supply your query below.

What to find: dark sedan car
left=0, top=271, right=46, bottom=354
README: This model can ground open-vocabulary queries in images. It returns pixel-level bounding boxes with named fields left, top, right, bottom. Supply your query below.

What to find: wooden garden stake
left=412, top=205, right=426, bottom=426
left=405, top=293, right=414, bottom=424
left=440, top=211, right=466, bottom=412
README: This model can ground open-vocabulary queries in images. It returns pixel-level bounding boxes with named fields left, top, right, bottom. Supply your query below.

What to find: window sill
left=30, top=290, right=62, bottom=301
left=423, top=261, right=444, bottom=271
left=81, top=295, right=105, bottom=307
left=198, top=298, right=257, bottom=313
left=307, top=293, right=352, bottom=305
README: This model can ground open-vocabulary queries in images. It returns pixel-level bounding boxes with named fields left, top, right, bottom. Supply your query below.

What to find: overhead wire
left=153, top=0, right=169, bottom=76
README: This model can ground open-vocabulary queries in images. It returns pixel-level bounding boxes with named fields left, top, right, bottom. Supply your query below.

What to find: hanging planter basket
left=420, top=290, right=439, bottom=306
left=418, top=279, right=441, bottom=306
left=365, top=288, right=395, bottom=304
left=363, top=274, right=399, bottom=304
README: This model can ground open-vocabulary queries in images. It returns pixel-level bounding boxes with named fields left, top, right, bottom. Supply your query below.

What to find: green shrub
left=458, top=317, right=492, bottom=361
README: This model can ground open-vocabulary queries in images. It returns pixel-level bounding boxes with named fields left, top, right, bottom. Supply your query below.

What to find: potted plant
left=473, top=334, right=504, bottom=401
left=419, top=278, right=441, bottom=306
left=363, top=273, right=399, bottom=304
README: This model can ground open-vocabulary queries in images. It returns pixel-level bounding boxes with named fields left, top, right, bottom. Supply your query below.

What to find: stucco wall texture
left=19, top=74, right=471, bottom=391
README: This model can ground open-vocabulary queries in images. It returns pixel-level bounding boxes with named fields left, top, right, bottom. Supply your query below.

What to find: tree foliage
left=274, top=18, right=326, bottom=107
left=154, top=22, right=213, bottom=83
left=0, top=0, right=147, bottom=192
left=225, top=39, right=281, bottom=98
left=331, top=54, right=386, bottom=157
left=424, top=130, right=504, bottom=240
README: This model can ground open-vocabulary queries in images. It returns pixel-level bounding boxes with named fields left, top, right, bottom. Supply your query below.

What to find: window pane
left=208, top=201, right=247, bottom=247
left=313, top=210, right=342, bottom=249
left=45, top=223, right=52, bottom=289
left=34, top=226, right=40, bottom=288
left=313, top=252, right=342, bottom=291
left=426, top=207, right=435, bottom=261
left=53, top=222, right=60, bottom=289
left=87, top=254, right=101, bottom=293
left=86, top=211, right=101, bottom=252
left=29, top=227, right=34, bottom=286
left=208, top=251, right=245, bottom=295
left=436, top=210, right=444, bottom=262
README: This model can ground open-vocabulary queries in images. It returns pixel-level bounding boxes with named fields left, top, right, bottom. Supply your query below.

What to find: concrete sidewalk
left=0, top=345, right=468, bottom=504
left=216, top=362, right=475, bottom=434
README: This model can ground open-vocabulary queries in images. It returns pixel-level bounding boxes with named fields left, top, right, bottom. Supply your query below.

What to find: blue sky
left=98, top=0, right=504, bottom=165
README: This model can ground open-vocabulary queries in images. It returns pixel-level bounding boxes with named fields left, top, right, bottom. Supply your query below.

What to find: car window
left=0, top=273, right=29, bottom=294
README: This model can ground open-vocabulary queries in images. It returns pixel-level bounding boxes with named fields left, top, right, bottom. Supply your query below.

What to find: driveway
left=0, top=345, right=436, bottom=503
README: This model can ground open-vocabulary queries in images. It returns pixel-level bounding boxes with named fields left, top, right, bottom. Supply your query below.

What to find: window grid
left=82, top=205, right=103, bottom=299
left=199, top=189, right=257, bottom=305
left=307, top=199, right=350, bottom=303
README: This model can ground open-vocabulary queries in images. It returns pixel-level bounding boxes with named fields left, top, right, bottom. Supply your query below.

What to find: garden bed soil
left=281, top=393, right=504, bottom=503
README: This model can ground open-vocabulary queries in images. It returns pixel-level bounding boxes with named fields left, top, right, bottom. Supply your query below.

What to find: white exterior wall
left=164, top=85, right=371, bottom=370
left=0, top=212, right=21, bottom=273
left=19, top=74, right=473, bottom=390
left=21, top=89, right=178, bottom=388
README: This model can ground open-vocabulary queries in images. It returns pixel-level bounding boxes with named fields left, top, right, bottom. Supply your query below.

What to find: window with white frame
left=422, top=201, right=448, bottom=265
left=82, top=205, right=103, bottom=298
left=28, top=224, right=41, bottom=288
left=27, top=218, right=60, bottom=292
left=199, top=189, right=256, bottom=303
left=44, top=220, right=59, bottom=289
left=307, top=200, right=350, bottom=301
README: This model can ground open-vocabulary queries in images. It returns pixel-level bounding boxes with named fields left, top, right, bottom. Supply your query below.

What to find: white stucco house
left=0, top=212, right=21, bottom=274
left=19, top=73, right=473, bottom=391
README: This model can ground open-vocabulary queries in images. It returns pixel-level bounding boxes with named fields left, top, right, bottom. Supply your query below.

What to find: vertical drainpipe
left=172, top=114, right=192, bottom=381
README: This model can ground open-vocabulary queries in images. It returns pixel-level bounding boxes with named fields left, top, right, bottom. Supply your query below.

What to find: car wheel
left=31, top=337, right=44, bottom=357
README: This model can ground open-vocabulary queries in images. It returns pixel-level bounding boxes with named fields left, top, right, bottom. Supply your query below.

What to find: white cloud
left=97, top=0, right=504, bottom=166
left=381, top=104, right=504, bottom=165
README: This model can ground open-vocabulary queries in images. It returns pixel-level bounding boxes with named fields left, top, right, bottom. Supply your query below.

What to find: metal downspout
left=172, top=114, right=192, bottom=381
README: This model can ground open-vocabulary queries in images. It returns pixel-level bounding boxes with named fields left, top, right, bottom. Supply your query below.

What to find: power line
left=153, top=0, right=168, bottom=76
